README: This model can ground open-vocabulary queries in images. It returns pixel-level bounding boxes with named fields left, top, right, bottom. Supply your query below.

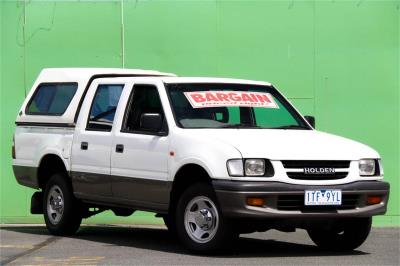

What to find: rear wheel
left=307, top=217, right=372, bottom=251
left=43, top=173, right=82, bottom=235
left=176, top=183, right=236, bottom=253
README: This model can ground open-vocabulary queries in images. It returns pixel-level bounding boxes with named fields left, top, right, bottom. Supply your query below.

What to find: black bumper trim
left=212, top=180, right=390, bottom=218
left=213, top=180, right=389, bottom=192
left=13, top=165, right=39, bottom=189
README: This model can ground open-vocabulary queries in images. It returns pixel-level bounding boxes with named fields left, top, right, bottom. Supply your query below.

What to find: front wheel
left=175, top=183, right=236, bottom=253
left=307, top=217, right=372, bottom=251
left=43, top=173, right=82, bottom=235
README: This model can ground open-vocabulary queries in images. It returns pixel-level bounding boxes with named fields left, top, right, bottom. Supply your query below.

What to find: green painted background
left=0, top=0, right=399, bottom=226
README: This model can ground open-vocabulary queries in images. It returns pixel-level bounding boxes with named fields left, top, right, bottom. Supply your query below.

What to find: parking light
left=367, top=195, right=382, bottom=205
left=247, top=197, right=265, bottom=207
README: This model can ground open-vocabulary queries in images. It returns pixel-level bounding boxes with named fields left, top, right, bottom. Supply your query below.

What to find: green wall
left=1, top=0, right=398, bottom=226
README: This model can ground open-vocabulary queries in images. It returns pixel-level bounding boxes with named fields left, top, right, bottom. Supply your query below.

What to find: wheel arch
left=169, top=163, right=212, bottom=214
left=37, top=153, right=69, bottom=189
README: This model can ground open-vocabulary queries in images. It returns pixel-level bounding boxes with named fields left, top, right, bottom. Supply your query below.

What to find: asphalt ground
left=0, top=225, right=399, bottom=265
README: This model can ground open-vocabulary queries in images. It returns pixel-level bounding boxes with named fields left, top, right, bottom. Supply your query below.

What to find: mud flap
left=31, top=192, right=43, bottom=214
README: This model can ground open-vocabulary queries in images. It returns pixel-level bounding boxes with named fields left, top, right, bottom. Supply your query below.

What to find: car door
left=111, top=81, right=170, bottom=211
left=71, top=80, right=125, bottom=200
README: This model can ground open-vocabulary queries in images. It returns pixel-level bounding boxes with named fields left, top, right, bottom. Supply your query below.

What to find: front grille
left=281, top=160, right=350, bottom=168
left=277, top=194, right=360, bottom=211
left=287, top=172, right=348, bottom=180
left=282, top=160, right=350, bottom=180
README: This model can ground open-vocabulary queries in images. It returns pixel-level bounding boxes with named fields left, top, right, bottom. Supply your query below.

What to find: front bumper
left=213, top=180, right=389, bottom=218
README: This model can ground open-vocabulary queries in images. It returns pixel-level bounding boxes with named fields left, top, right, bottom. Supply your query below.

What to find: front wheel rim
left=184, top=196, right=219, bottom=244
left=47, top=185, right=64, bottom=224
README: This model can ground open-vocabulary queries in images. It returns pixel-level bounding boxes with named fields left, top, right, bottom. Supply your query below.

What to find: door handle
left=116, top=144, right=124, bottom=153
left=81, top=142, right=88, bottom=150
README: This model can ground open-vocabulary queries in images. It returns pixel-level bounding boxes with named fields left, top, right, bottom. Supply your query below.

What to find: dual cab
left=12, top=68, right=389, bottom=253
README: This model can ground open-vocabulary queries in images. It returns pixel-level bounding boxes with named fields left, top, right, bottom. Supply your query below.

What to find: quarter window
left=87, top=84, right=124, bottom=131
left=26, top=83, right=78, bottom=115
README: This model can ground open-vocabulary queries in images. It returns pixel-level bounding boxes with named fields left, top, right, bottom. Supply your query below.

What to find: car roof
left=37, top=69, right=271, bottom=86
left=159, top=77, right=272, bottom=86
left=37, top=68, right=176, bottom=82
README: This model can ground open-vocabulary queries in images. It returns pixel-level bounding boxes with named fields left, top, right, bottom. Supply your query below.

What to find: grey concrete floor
left=0, top=225, right=399, bottom=265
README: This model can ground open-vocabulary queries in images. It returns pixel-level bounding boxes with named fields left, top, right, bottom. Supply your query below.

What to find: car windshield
left=165, top=83, right=311, bottom=129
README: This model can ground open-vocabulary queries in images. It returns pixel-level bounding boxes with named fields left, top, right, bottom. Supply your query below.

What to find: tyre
left=43, top=173, right=82, bottom=235
left=175, top=183, right=236, bottom=253
left=307, top=217, right=372, bottom=251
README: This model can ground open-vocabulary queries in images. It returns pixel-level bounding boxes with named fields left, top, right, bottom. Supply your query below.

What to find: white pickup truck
left=13, top=68, right=389, bottom=253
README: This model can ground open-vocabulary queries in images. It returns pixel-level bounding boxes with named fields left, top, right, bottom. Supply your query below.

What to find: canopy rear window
left=26, top=83, right=78, bottom=115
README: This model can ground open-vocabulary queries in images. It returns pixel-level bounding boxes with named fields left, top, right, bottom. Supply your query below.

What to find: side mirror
left=304, top=115, right=315, bottom=128
left=140, top=113, right=163, bottom=133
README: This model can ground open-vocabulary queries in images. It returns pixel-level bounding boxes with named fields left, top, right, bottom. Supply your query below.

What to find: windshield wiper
left=270, top=125, right=309, bottom=130
left=220, top=123, right=260, bottom=129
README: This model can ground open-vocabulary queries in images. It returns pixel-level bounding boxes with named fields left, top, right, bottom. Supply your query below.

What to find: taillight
left=12, top=134, right=16, bottom=159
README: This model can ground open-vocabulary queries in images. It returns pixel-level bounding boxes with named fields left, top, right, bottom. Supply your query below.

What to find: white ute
left=13, top=68, right=389, bottom=253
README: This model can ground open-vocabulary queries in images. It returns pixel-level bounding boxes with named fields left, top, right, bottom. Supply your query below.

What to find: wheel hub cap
left=195, top=209, right=214, bottom=230
left=184, top=196, right=219, bottom=243
left=50, top=196, right=63, bottom=210
left=47, top=185, right=64, bottom=224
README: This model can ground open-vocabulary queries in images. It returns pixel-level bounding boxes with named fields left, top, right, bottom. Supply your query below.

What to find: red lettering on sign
left=249, top=93, right=258, bottom=102
left=241, top=93, right=255, bottom=102
left=191, top=94, right=206, bottom=103
left=184, top=91, right=278, bottom=109
left=229, top=93, right=241, bottom=101
left=256, top=94, right=272, bottom=103
left=216, top=93, right=230, bottom=101
left=205, top=93, right=219, bottom=102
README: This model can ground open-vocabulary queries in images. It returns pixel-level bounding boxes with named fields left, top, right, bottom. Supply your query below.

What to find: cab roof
left=36, top=68, right=176, bottom=82
left=160, top=77, right=271, bottom=86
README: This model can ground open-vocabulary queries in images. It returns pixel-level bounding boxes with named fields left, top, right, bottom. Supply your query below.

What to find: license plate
left=304, top=189, right=342, bottom=206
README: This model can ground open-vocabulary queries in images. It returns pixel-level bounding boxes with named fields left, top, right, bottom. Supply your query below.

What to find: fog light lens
left=367, top=195, right=382, bottom=205
left=247, top=197, right=265, bottom=206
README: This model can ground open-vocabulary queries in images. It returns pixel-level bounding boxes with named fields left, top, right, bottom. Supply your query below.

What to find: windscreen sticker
left=184, top=91, right=279, bottom=109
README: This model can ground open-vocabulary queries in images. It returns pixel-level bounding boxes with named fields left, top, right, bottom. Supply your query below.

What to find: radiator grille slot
left=287, top=172, right=348, bottom=180
left=282, top=160, right=350, bottom=180
left=281, top=160, right=350, bottom=168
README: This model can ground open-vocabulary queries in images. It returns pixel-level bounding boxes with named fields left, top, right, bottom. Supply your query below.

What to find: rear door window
left=26, top=83, right=78, bottom=115
left=87, top=84, right=124, bottom=131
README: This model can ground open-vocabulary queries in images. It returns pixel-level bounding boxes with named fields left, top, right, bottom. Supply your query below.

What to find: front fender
left=169, top=130, right=242, bottom=181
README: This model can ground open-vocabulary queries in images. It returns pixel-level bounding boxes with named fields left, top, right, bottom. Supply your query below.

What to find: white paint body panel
left=181, top=129, right=379, bottom=160
left=13, top=126, right=73, bottom=170
left=70, top=78, right=122, bottom=177
left=110, top=80, right=170, bottom=182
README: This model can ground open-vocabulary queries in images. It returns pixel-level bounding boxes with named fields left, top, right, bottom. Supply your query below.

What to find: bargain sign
left=184, top=91, right=279, bottom=109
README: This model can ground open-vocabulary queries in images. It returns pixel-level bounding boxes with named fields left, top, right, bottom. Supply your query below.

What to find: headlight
left=359, top=159, right=377, bottom=176
left=227, top=159, right=274, bottom=177
left=244, top=159, right=265, bottom=176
